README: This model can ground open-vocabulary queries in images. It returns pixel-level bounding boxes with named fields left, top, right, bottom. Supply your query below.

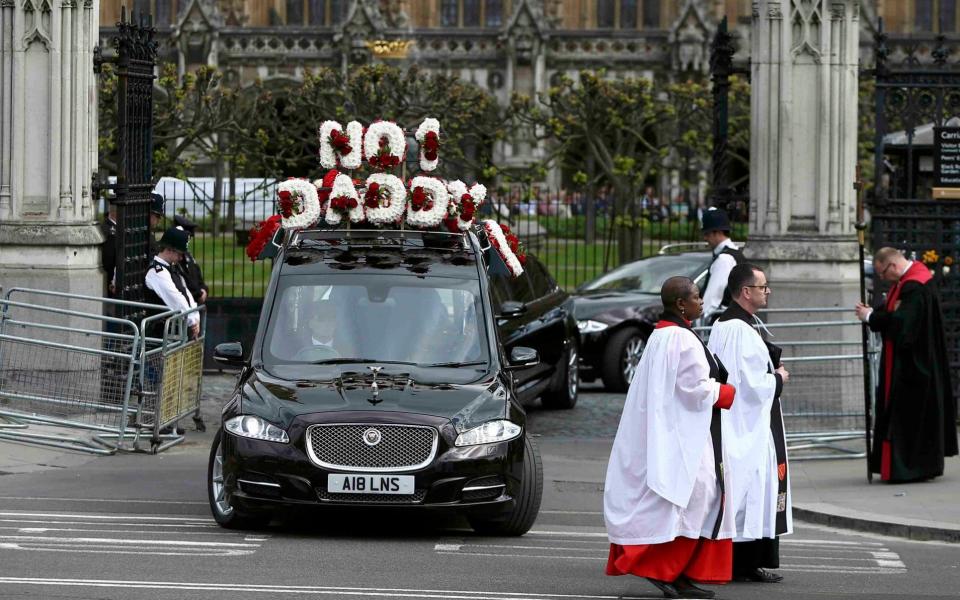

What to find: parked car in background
left=573, top=247, right=713, bottom=392
left=487, top=253, right=581, bottom=410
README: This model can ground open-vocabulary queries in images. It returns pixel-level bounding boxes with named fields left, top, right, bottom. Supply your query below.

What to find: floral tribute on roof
left=483, top=220, right=526, bottom=278
left=245, top=117, right=522, bottom=276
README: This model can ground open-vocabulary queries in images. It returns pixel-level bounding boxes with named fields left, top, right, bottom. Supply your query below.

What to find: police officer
left=100, top=196, right=118, bottom=297
left=173, top=214, right=209, bottom=304
left=149, top=193, right=165, bottom=258
left=144, top=227, right=200, bottom=341
left=701, top=207, right=745, bottom=322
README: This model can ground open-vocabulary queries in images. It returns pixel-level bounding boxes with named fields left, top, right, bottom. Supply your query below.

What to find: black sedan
left=208, top=228, right=553, bottom=536
left=574, top=249, right=712, bottom=392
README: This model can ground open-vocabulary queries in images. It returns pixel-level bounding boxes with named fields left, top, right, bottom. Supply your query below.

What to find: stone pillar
left=0, top=0, right=102, bottom=297
left=748, top=0, right=860, bottom=309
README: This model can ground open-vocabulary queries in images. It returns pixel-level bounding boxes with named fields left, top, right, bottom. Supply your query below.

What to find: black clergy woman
left=604, top=276, right=736, bottom=600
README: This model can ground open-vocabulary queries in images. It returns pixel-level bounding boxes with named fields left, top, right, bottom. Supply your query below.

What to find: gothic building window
left=597, top=0, right=615, bottom=28
left=287, top=0, right=305, bottom=25
left=440, top=0, right=507, bottom=27
left=130, top=0, right=176, bottom=26
left=442, top=0, right=459, bottom=26
left=596, top=0, right=661, bottom=29
left=284, top=0, right=347, bottom=26
left=641, top=0, right=660, bottom=28
left=915, top=0, right=958, bottom=32
left=620, top=1, right=637, bottom=29
left=486, top=0, right=503, bottom=27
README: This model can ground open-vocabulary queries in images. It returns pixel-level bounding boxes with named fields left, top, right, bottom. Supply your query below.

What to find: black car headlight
left=454, top=420, right=522, bottom=447
left=224, top=415, right=290, bottom=444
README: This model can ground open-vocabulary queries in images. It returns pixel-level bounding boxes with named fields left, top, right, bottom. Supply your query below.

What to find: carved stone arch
left=501, top=0, right=550, bottom=65
left=668, top=0, right=716, bottom=73
left=790, top=0, right=823, bottom=63
left=173, top=0, right=224, bottom=68
left=22, top=0, right=53, bottom=51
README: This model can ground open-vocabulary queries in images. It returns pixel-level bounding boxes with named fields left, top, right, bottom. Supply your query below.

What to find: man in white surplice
left=604, top=277, right=737, bottom=599
left=707, top=263, right=793, bottom=584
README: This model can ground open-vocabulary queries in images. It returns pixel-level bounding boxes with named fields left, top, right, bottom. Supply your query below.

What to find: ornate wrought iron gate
left=869, top=22, right=960, bottom=394
left=97, top=8, right=157, bottom=319
left=709, top=16, right=749, bottom=217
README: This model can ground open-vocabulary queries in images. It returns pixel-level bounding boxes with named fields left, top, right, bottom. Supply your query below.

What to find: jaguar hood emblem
left=367, top=366, right=383, bottom=405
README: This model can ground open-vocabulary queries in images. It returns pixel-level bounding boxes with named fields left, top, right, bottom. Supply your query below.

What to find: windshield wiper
left=310, top=358, right=417, bottom=366
left=421, top=361, right=487, bottom=368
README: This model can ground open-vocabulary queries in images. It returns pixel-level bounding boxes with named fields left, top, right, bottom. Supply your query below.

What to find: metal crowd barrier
left=0, top=288, right=206, bottom=455
left=698, top=307, right=881, bottom=461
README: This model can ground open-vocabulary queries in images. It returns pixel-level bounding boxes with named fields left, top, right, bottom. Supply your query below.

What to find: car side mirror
left=498, top=300, right=526, bottom=319
left=213, top=342, right=244, bottom=367
left=506, top=346, right=539, bottom=370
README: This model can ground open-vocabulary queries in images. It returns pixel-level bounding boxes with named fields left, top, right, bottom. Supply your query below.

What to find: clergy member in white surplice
left=604, top=277, right=736, bottom=600
left=707, top=263, right=792, bottom=584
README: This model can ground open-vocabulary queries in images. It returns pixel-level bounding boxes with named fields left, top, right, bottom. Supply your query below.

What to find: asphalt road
left=0, top=382, right=958, bottom=600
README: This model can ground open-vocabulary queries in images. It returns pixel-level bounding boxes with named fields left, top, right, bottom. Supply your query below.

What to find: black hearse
left=208, top=227, right=566, bottom=535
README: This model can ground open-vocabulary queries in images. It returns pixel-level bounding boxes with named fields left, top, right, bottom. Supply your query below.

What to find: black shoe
left=159, top=425, right=185, bottom=436
left=734, top=568, right=783, bottom=583
left=674, top=576, right=716, bottom=599
left=645, top=578, right=680, bottom=599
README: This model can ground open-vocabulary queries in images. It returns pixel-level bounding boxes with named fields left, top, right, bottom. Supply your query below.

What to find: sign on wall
left=934, top=126, right=960, bottom=198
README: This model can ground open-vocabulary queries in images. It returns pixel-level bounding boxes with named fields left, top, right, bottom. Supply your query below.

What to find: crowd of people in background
left=483, top=185, right=749, bottom=224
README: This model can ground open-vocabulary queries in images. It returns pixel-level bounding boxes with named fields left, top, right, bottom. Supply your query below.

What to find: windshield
left=263, top=274, right=489, bottom=369
left=580, top=254, right=711, bottom=294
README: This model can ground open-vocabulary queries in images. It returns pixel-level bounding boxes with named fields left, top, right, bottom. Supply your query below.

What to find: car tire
left=601, top=327, right=646, bottom=393
left=541, top=341, right=579, bottom=410
left=468, top=436, right=543, bottom=536
left=208, top=428, right=267, bottom=530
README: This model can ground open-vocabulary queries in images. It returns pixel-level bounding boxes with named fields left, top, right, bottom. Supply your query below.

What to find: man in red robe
left=855, top=247, right=957, bottom=482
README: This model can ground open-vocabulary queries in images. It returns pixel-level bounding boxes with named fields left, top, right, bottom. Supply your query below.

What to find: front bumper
left=220, top=413, right=525, bottom=517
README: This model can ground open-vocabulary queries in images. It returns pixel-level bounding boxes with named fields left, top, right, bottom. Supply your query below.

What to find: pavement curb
left=793, top=502, right=960, bottom=543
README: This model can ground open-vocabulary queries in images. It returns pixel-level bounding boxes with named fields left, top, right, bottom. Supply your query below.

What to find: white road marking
left=0, top=535, right=258, bottom=547
left=782, top=538, right=885, bottom=547
left=0, top=496, right=207, bottom=506
left=0, top=577, right=661, bottom=600
left=0, top=543, right=256, bottom=557
left=0, top=511, right=212, bottom=522
left=434, top=543, right=463, bottom=551
left=0, top=517, right=219, bottom=529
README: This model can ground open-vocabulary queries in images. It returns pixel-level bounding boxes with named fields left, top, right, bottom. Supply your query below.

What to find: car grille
left=315, top=489, right=427, bottom=504
left=305, top=424, right=438, bottom=472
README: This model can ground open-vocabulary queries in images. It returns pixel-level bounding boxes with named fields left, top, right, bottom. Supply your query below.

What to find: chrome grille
left=306, top=424, right=438, bottom=472
left=316, top=489, right=427, bottom=504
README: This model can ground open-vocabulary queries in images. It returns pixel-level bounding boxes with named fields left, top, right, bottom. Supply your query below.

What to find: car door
left=489, top=267, right=541, bottom=392
left=519, top=256, right=567, bottom=383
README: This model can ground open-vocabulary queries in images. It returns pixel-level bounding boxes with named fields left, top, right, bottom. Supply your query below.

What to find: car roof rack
left=290, top=227, right=475, bottom=253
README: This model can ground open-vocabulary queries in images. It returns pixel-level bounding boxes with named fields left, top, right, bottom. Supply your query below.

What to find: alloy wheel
left=621, top=336, right=645, bottom=384
left=567, top=346, right=579, bottom=400
left=211, top=440, right=233, bottom=517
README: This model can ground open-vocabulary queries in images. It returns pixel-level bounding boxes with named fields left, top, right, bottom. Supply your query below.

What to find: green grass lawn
left=190, top=232, right=273, bottom=298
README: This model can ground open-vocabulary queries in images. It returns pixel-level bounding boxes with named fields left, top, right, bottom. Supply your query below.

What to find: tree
left=246, top=64, right=508, bottom=180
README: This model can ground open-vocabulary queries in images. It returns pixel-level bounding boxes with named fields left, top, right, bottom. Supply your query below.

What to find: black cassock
left=868, top=269, right=957, bottom=483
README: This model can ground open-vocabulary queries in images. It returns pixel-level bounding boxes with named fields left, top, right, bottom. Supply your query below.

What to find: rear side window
left=525, top=257, right=554, bottom=299
left=508, top=272, right=537, bottom=305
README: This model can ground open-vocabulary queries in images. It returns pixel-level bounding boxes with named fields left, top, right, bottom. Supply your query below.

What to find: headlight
left=224, top=415, right=289, bottom=443
left=455, top=420, right=522, bottom=447
left=577, top=319, right=609, bottom=334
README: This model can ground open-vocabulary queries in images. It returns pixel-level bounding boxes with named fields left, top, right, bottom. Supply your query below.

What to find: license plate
left=327, top=474, right=415, bottom=495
